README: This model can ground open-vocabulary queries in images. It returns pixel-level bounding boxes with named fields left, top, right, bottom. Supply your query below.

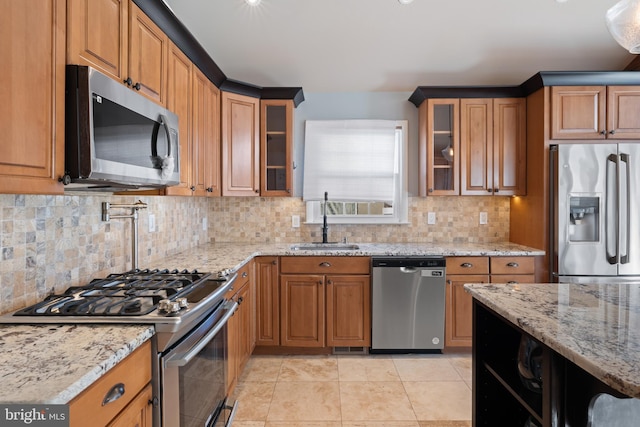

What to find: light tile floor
left=231, top=352, right=472, bottom=427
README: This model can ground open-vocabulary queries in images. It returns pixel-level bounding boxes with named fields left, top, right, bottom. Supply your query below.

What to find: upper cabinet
left=551, top=85, right=640, bottom=140
left=67, top=0, right=168, bottom=105
left=460, top=98, right=526, bottom=196
left=419, top=96, right=526, bottom=197
left=194, top=67, right=221, bottom=197
left=0, top=0, right=65, bottom=194
left=221, top=92, right=260, bottom=196
left=260, top=100, right=294, bottom=196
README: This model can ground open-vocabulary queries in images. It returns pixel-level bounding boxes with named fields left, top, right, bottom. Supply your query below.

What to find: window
left=303, top=120, right=408, bottom=224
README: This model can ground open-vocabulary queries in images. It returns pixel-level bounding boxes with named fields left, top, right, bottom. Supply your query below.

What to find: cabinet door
left=326, top=275, right=371, bottom=347
left=460, top=99, right=493, bottom=195
left=204, top=79, right=221, bottom=196
left=493, top=98, right=526, bottom=195
left=107, top=384, right=153, bottom=427
left=67, top=0, right=128, bottom=83
left=421, top=99, right=460, bottom=196
left=445, top=274, right=488, bottom=347
left=128, top=3, right=167, bottom=105
left=255, top=257, right=280, bottom=346
left=221, top=92, right=260, bottom=196
left=551, top=86, right=606, bottom=139
left=606, top=86, right=640, bottom=139
left=0, top=0, right=65, bottom=194
left=190, top=68, right=209, bottom=196
left=280, top=274, right=325, bottom=347
left=236, top=281, right=252, bottom=374
left=164, top=42, right=193, bottom=196
left=260, top=100, right=293, bottom=196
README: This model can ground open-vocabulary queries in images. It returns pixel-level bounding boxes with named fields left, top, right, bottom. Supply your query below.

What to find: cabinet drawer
left=280, top=256, right=370, bottom=274
left=446, top=256, right=489, bottom=275
left=490, top=256, right=535, bottom=275
left=490, top=274, right=536, bottom=284
left=69, top=340, right=152, bottom=427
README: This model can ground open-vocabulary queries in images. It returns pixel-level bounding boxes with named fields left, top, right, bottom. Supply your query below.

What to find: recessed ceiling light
left=398, top=0, right=414, bottom=4
left=245, top=0, right=261, bottom=5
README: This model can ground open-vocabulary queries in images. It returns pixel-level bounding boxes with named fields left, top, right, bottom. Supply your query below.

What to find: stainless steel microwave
left=63, top=65, right=180, bottom=190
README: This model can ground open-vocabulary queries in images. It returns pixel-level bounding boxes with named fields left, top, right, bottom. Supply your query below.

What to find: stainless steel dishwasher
left=371, top=256, right=446, bottom=352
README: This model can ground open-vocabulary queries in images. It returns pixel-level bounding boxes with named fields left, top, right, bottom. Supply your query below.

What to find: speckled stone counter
left=465, top=282, right=640, bottom=398
left=157, top=241, right=544, bottom=276
left=0, top=324, right=154, bottom=404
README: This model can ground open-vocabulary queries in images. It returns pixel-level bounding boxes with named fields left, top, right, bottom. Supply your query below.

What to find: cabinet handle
left=600, top=130, right=607, bottom=135
left=461, top=262, right=473, bottom=268
left=133, top=82, right=141, bottom=91
left=206, top=187, right=213, bottom=193
left=494, top=188, right=499, bottom=193
left=255, top=189, right=259, bottom=193
left=318, top=280, right=323, bottom=285
left=238, top=296, right=244, bottom=304
left=428, top=188, right=434, bottom=193
left=507, top=281, right=518, bottom=284
left=506, top=262, right=519, bottom=268
left=327, top=279, right=332, bottom=285
left=102, top=383, right=125, bottom=406
left=242, top=272, right=248, bottom=278
left=487, top=189, right=492, bottom=193
left=609, top=130, right=616, bottom=135
left=123, top=77, right=132, bottom=86
left=319, top=262, right=332, bottom=267
left=190, top=186, right=196, bottom=191
left=447, top=280, right=452, bottom=285
left=271, top=260, right=277, bottom=265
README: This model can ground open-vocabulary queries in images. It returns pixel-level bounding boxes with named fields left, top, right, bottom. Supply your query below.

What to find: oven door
left=161, top=300, right=238, bottom=427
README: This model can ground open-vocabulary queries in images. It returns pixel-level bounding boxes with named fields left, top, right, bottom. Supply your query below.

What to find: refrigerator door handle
left=606, top=153, right=619, bottom=265
left=620, top=152, right=630, bottom=264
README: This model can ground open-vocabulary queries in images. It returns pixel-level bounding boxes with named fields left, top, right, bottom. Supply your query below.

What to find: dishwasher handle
left=400, top=267, right=418, bottom=273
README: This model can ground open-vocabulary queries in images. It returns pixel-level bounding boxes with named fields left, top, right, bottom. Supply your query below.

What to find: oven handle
left=165, top=301, right=238, bottom=367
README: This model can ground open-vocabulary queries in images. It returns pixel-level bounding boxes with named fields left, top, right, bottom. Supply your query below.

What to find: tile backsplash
left=0, top=194, right=508, bottom=314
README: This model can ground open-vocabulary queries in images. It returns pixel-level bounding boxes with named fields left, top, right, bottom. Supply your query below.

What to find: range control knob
left=158, top=299, right=181, bottom=314
left=176, top=298, right=189, bottom=309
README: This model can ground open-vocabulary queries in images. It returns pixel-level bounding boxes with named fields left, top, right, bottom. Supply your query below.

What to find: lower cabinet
left=254, top=257, right=280, bottom=346
left=445, top=256, right=535, bottom=348
left=226, top=261, right=253, bottom=394
left=276, top=256, right=371, bottom=348
left=69, top=340, right=152, bottom=427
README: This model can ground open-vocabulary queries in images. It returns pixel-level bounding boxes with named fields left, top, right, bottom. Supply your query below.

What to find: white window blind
left=303, top=120, right=398, bottom=201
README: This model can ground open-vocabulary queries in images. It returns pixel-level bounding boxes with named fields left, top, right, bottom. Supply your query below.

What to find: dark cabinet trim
left=410, top=71, right=640, bottom=107
left=133, top=0, right=304, bottom=106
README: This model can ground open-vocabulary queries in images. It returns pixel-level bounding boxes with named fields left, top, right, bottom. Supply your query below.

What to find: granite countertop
left=157, top=241, right=544, bottom=276
left=465, top=282, right=640, bottom=399
left=0, top=324, right=154, bottom=404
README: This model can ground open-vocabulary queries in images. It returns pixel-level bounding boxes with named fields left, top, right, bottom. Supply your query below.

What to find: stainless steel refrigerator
left=550, top=143, right=640, bottom=283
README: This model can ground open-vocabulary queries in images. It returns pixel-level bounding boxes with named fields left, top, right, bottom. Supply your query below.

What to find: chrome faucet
left=322, top=191, right=329, bottom=243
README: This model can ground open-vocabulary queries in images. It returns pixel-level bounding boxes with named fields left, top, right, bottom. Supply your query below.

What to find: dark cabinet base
left=473, top=300, right=626, bottom=427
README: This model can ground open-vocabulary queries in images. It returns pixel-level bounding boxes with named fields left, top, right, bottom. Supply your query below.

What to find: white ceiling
left=163, top=0, right=635, bottom=93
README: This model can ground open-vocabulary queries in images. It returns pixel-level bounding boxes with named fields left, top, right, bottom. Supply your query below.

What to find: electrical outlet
left=292, top=215, right=300, bottom=228
left=148, top=214, right=156, bottom=232
left=202, top=217, right=208, bottom=231
left=427, top=212, right=436, bottom=225
left=479, top=212, right=488, bottom=225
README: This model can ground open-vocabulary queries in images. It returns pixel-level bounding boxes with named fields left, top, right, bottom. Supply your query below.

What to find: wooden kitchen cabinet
left=445, top=256, right=535, bottom=348
left=69, top=340, right=152, bottom=427
left=420, top=97, right=525, bottom=196
left=226, top=261, right=253, bottom=394
left=222, top=91, right=260, bottom=196
left=255, top=257, right=280, bottom=346
left=260, top=100, right=294, bottom=196
left=551, top=85, right=640, bottom=140
left=67, top=0, right=168, bottom=106
left=419, top=98, right=460, bottom=196
left=460, top=98, right=526, bottom=196
left=279, top=257, right=370, bottom=348
left=0, top=0, right=65, bottom=194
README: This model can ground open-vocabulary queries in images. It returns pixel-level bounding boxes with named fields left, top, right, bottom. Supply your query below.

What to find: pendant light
left=606, top=0, right=640, bottom=53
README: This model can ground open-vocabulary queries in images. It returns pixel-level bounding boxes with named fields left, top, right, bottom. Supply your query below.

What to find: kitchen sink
left=290, top=243, right=360, bottom=251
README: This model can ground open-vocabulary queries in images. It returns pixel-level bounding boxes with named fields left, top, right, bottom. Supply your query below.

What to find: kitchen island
left=466, top=282, right=640, bottom=426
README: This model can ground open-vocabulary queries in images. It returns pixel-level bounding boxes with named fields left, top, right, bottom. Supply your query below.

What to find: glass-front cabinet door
left=260, top=100, right=293, bottom=196
left=424, top=99, right=460, bottom=195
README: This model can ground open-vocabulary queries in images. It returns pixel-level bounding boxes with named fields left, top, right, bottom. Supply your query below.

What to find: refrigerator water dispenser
left=569, top=197, right=599, bottom=242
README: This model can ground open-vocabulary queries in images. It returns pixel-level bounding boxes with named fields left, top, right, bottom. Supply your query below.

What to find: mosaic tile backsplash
left=0, top=194, right=508, bottom=314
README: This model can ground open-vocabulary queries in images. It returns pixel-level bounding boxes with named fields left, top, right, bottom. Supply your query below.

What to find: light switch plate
left=203, top=217, right=208, bottom=230
left=148, top=214, right=156, bottom=232
left=427, top=212, right=436, bottom=225
left=479, top=212, right=488, bottom=225
left=292, top=215, right=300, bottom=228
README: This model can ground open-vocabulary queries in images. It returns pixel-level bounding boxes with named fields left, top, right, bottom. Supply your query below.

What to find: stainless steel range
left=3, top=268, right=239, bottom=427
